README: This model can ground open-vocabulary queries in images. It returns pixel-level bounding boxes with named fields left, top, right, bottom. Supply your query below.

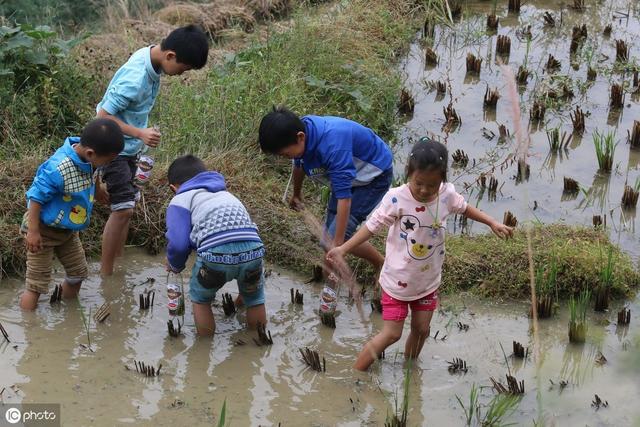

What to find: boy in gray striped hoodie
left=165, top=155, right=266, bottom=336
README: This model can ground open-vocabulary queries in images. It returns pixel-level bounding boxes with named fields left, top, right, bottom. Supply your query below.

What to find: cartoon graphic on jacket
left=25, top=137, right=95, bottom=231
left=365, top=182, right=467, bottom=301
left=165, top=171, right=262, bottom=272
left=293, top=115, right=393, bottom=199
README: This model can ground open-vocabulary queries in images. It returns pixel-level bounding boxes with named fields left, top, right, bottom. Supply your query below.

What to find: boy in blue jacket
left=96, top=25, right=209, bottom=275
left=165, top=155, right=267, bottom=336
left=20, top=119, right=124, bottom=310
left=258, top=106, right=393, bottom=316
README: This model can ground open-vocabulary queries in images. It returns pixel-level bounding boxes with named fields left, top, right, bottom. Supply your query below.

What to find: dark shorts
left=102, top=155, right=137, bottom=211
left=324, top=168, right=393, bottom=243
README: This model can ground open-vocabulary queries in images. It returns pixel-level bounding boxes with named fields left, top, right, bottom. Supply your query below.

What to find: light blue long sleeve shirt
left=96, top=46, right=161, bottom=157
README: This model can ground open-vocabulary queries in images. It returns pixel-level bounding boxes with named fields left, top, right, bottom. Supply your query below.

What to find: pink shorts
left=381, top=289, right=439, bottom=321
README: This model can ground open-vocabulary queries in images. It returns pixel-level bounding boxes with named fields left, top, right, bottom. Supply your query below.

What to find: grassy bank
left=0, top=0, right=419, bottom=276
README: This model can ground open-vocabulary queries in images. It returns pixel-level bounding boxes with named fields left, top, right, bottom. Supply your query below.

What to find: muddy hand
left=491, top=222, right=514, bottom=239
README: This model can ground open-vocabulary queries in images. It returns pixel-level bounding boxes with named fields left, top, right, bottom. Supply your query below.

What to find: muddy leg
left=405, top=310, right=434, bottom=359
left=193, top=302, right=215, bottom=336
left=354, top=320, right=404, bottom=371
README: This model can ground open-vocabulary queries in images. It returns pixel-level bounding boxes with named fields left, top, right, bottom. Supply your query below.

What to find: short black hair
left=406, top=137, right=448, bottom=182
left=258, top=106, right=305, bottom=154
left=168, top=154, right=207, bottom=185
left=160, top=25, right=209, bottom=69
left=80, top=118, right=124, bottom=156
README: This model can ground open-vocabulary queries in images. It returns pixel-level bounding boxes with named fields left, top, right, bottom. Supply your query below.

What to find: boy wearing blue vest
left=20, top=119, right=124, bottom=310
left=258, top=106, right=393, bottom=316
left=96, top=25, right=209, bottom=275
left=165, top=155, right=267, bottom=336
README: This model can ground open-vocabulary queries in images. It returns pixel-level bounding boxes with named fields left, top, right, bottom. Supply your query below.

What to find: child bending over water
left=327, top=138, right=513, bottom=371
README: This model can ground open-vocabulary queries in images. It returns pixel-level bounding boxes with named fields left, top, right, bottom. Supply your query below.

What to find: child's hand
left=326, top=246, right=345, bottom=264
left=490, top=221, right=514, bottom=239
left=95, top=183, right=110, bottom=205
left=289, top=195, right=304, bottom=211
left=139, top=127, right=161, bottom=148
left=26, top=230, right=43, bottom=253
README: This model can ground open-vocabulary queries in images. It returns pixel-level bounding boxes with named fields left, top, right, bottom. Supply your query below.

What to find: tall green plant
left=592, top=130, right=617, bottom=172
left=456, top=383, right=521, bottom=426
left=569, top=289, right=590, bottom=343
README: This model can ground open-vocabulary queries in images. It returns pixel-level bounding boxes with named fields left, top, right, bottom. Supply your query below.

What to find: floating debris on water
left=591, top=394, right=609, bottom=410
left=452, top=149, right=469, bottom=167
left=563, top=177, right=580, bottom=199
left=399, top=88, right=415, bottom=115
left=486, top=14, right=499, bottom=31
left=320, top=312, right=336, bottom=328
left=628, top=120, right=640, bottom=148
left=592, top=215, right=605, bottom=229
left=127, top=360, right=162, bottom=378
left=299, top=347, right=326, bottom=372
left=431, top=330, right=448, bottom=341
left=513, top=341, right=528, bottom=359
left=610, top=83, right=624, bottom=108
left=94, top=303, right=111, bottom=323
left=457, top=321, right=469, bottom=332
left=595, top=351, right=607, bottom=365
left=615, top=39, right=629, bottom=62
left=496, top=35, right=511, bottom=56
left=545, top=54, right=561, bottom=73
left=542, top=11, right=555, bottom=26
left=425, top=47, right=439, bottom=67
left=290, top=288, right=304, bottom=305
left=222, top=293, right=236, bottom=316
left=483, top=86, right=500, bottom=108
left=466, top=53, right=482, bottom=75
left=491, top=374, right=525, bottom=394
left=603, top=23, right=612, bottom=37
left=621, top=184, right=639, bottom=209
left=617, top=308, right=631, bottom=325
left=254, top=322, right=273, bottom=346
left=570, top=106, right=586, bottom=135
left=167, top=318, right=182, bottom=337
left=0, top=321, right=9, bottom=343
left=139, top=291, right=155, bottom=310
left=447, top=357, right=468, bottom=374
left=530, top=99, right=546, bottom=122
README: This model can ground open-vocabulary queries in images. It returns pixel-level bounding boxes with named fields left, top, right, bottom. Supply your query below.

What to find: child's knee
left=383, top=329, right=403, bottom=344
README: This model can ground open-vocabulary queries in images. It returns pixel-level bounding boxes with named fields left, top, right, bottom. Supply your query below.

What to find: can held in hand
left=167, top=282, right=185, bottom=316
left=135, top=155, right=155, bottom=187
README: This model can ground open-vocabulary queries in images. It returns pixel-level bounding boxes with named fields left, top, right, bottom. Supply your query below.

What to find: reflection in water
left=397, top=0, right=640, bottom=260
left=0, top=252, right=638, bottom=425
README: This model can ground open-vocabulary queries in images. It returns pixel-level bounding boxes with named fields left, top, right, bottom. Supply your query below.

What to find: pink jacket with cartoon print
left=365, top=183, right=467, bottom=301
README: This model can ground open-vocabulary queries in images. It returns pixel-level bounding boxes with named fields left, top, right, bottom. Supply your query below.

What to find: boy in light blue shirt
left=96, top=25, right=209, bottom=275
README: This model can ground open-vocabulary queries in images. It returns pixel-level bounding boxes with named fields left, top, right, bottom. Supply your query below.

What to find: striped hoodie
left=165, top=171, right=261, bottom=272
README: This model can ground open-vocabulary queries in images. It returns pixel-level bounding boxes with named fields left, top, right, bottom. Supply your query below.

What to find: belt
left=199, top=246, right=265, bottom=265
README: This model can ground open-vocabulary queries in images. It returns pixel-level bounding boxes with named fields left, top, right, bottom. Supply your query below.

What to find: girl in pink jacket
left=327, top=138, right=513, bottom=371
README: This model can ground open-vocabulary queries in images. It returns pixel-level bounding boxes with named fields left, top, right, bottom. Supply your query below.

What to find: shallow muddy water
left=3, top=0, right=640, bottom=426
left=0, top=250, right=638, bottom=426
left=398, top=0, right=640, bottom=260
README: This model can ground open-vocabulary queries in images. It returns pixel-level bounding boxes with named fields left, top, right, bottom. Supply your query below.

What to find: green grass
left=592, top=129, right=617, bottom=172
left=569, top=290, right=590, bottom=324
left=443, top=224, right=638, bottom=299
left=456, top=383, right=521, bottom=426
